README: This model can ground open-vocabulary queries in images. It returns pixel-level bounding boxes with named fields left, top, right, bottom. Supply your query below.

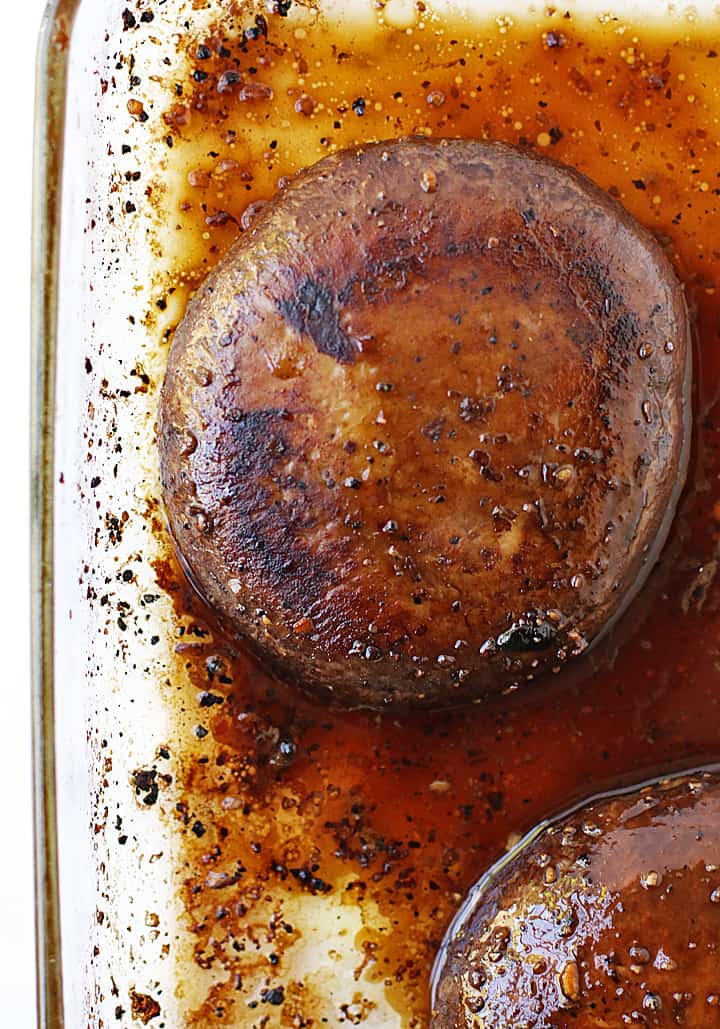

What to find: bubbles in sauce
left=147, top=2, right=720, bottom=1024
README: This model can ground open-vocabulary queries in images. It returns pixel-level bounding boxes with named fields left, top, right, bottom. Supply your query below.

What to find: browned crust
left=431, top=769, right=720, bottom=1027
left=159, top=138, right=691, bottom=708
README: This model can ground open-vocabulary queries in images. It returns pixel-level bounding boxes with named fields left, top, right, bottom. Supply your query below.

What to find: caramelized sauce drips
left=151, top=5, right=720, bottom=1024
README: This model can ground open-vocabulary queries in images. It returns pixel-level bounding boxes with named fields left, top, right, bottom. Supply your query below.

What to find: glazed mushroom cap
left=159, top=137, right=691, bottom=708
left=431, top=769, right=720, bottom=1027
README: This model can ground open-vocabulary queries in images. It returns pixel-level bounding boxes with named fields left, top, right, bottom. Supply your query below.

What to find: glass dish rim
left=32, top=2, right=82, bottom=1026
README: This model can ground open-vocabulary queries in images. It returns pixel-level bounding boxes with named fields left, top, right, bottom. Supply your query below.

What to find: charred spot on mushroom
left=277, top=277, right=357, bottom=363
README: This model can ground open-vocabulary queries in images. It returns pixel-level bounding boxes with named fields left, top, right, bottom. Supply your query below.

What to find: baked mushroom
left=431, top=769, right=720, bottom=1027
left=159, top=138, right=690, bottom=707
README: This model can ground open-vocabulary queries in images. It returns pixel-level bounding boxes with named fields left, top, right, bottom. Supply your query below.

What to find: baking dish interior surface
left=36, top=0, right=720, bottom=1025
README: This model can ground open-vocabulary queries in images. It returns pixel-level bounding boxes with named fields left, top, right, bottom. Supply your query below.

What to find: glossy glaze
left=432, top=770, right=720, bottom=1027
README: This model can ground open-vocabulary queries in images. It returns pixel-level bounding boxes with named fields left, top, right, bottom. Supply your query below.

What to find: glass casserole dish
left=33, top=0, right=720, bottom=1025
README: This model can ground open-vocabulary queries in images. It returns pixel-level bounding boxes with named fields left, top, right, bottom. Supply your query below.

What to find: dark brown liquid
left=152, top=5, right=720, bottom=1024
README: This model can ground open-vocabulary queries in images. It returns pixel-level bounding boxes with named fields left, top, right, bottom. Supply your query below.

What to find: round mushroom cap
left=431, top=769, right=720, bottom=1027
left=159, top=138, right=690, bottom=708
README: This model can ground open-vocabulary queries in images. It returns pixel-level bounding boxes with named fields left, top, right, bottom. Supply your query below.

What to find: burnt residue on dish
left=95, top=1, right=720, bottom=1025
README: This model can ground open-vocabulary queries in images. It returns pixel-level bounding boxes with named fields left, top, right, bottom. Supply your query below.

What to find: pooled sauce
left=149, top=3, right=720, bottom=1025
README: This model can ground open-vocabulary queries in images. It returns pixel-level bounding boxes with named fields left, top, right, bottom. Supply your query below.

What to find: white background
left=4, top=0, right=50, bottom=1024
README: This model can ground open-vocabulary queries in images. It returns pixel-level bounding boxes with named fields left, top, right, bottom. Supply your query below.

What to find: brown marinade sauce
left=150, top=3, right=720, bottom=1024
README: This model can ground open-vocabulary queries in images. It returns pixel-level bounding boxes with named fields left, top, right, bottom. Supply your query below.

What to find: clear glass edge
left=31, top=2, right=81, bottom=1026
